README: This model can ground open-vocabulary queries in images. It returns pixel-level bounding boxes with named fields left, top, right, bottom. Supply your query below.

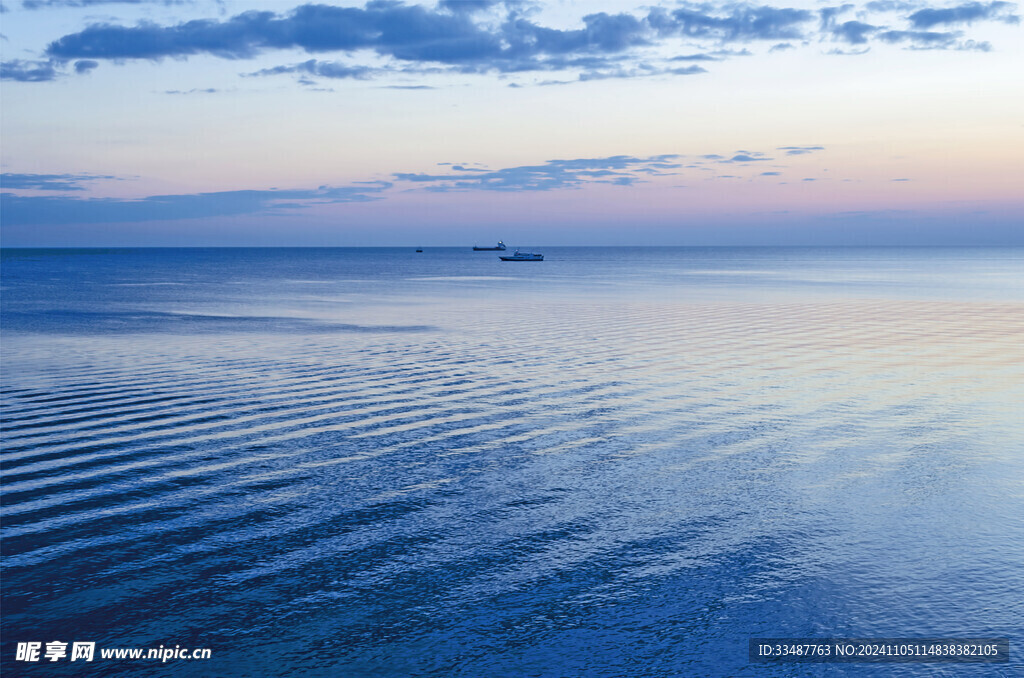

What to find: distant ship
left=473, top=241, right=506, bottom=251
left=499, top=251, right=544, bottom=261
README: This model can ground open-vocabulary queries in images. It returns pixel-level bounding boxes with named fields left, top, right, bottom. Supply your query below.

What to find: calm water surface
left=2, top=247, right=1022, bottom=676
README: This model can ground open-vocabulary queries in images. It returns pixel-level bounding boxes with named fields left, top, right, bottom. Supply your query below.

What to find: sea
left=1, top=247, right=1022, bottom=677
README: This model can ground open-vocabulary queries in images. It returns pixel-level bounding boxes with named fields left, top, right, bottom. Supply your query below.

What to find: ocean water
left=1, top=247, right=1022, bottom=677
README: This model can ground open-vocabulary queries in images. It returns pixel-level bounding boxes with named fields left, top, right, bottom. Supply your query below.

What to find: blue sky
left=1, top=0, right=1021, bottom=246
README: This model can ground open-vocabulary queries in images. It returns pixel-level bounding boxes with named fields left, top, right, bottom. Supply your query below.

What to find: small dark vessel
left=473, top=241, right=506, bottom=251
left=416, top=248, right=423, bottom=252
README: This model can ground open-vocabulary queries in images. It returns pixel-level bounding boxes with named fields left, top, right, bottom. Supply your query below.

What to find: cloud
left=164, top=87, right=218, bottom=94
left=864, top=1, right=920, bottom=11
left=648, top=5, right=814, bottom=41
left=0, top=183, right=390, bottom=226
left=831, top=20, right=879, bottom=43
left=44, top=4, right=529, bottom=64
left=908, top=1, right=1019, bottom=28
left=820, top=4, right=855, bottom=30
left=3, top=143, right=836, bottom=229
left=22, top=0, right=179, bottom=7
left=877, top=28, right=962, bottom=46
left=827, top=46, right=872, bottom=54
left=437, top=0, right=504, bottom=12
left=249, top=59, right=375, bottom=80
left=819, top=5, right=881, bottom=43
left=1, top=172, right=117, bottom=190
left=1, top=59, right=58, bottom=82
left=393, top=155, right=682, bottom=192
left=577, top=63, right=706, bottom=81
left=723, top=151, right=772, bottom=162
left=670, top=53, right=720, bottom=61
left=2, top=155, right=691, bottom=225
left=778, top=145, right=825, bottom=155
left=25, top=1, right=1016, bottom=85
left=42, top=2, right=675, bottom=79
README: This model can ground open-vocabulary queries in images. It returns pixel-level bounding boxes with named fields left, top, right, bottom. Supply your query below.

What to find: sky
left=1, top=0, right=1022, bottom=246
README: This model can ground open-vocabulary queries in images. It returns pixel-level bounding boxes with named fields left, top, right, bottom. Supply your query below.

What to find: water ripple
left=3, top=254, right=1023, bottom=676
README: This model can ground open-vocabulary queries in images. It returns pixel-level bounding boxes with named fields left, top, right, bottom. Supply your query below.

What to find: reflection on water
left=2, top=248, right=1022, bottom=676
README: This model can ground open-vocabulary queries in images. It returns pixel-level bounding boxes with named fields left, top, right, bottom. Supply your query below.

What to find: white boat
left=499, top=251, right=543, bottom=261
